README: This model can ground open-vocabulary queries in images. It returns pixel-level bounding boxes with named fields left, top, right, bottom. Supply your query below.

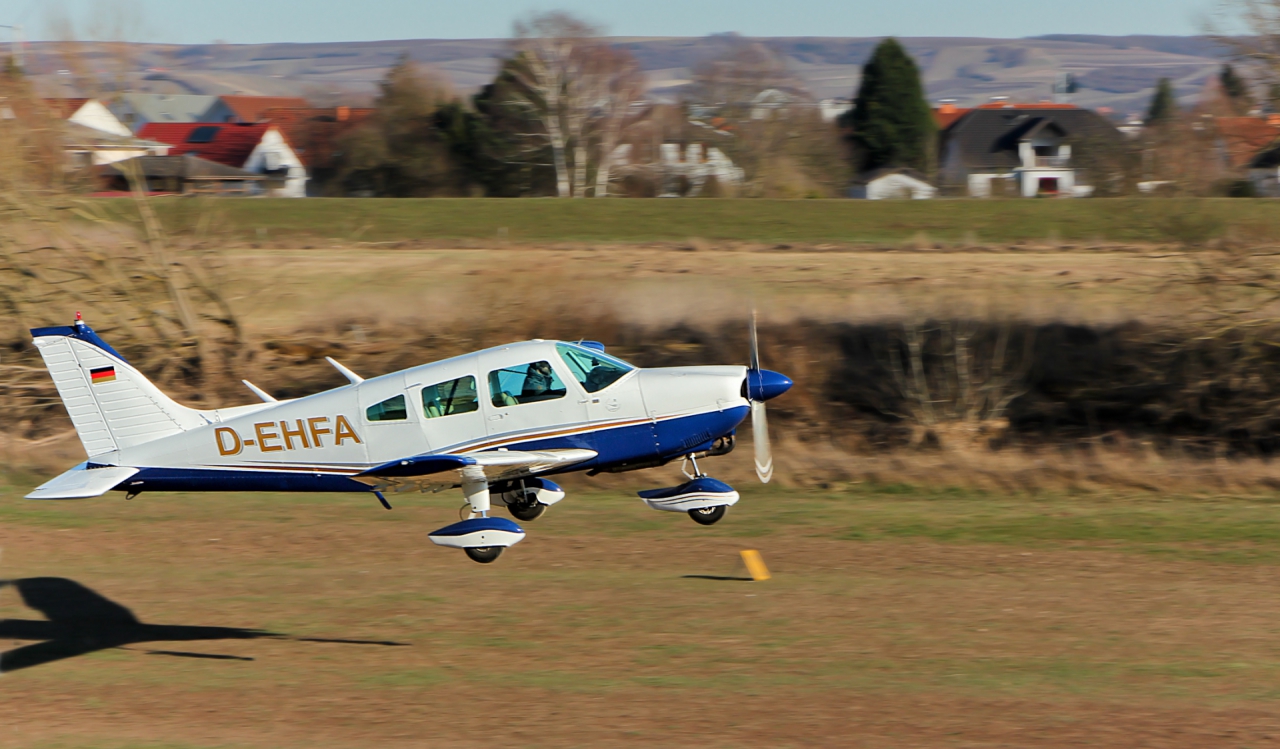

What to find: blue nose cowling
left=746, top=369, right=793, bottom=402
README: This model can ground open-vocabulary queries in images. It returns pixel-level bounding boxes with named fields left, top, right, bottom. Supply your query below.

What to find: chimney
left=938, top=98, right=957, bottom=114
left=336, top=106, right=349, bottom=122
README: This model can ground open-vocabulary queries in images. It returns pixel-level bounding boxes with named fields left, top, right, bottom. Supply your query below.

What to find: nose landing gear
left=638, top=455, right=739, bottom=525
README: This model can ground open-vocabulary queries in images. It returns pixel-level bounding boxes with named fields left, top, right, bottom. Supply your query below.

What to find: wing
left=351, top=448, right=597, bottom=494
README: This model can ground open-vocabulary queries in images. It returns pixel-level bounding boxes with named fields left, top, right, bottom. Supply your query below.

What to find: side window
left=366, top=394, right=407, bottom=422
left=421, top=375, right=479, bottom=419
left=488, top=361, right=566, bottom=407
left=556, top=343, right=632, bottom=393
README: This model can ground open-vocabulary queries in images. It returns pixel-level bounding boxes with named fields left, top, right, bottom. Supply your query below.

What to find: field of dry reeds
left=8, top=208, right=1280, bottom=494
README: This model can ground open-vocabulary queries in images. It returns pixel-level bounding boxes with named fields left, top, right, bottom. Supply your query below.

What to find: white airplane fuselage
left=94, top=339, right=751, bottom=494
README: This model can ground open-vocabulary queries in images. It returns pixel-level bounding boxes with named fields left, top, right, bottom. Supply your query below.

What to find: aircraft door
left=480, top=351, right=589, bottom=447
left=555, top=343, right=654, bottom=464
left=416, top=371, right=486, bottom=453
left=358, top=372, right=430, bottom=466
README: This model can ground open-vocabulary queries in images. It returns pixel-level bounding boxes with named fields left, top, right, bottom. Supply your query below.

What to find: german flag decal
left=89, top=366, right=117, bottom=384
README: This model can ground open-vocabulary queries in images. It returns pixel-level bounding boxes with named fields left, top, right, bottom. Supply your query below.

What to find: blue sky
left=3, top=0, right=1213, bottom=44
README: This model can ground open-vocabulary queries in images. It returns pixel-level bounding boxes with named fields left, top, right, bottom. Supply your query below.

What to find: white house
left=241, top=127, right=309, bottom=198
left=49, top=99, right=133, bottom=137
left=939, top=105, right=1122, bottom=197
left=849, top=168, right=937, bottom=199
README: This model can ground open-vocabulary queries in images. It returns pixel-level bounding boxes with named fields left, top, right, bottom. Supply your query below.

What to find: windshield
left=556, top=343, right=634, bottom=393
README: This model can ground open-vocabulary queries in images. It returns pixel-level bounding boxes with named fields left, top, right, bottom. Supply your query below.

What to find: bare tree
left=589, top=48, right=646, bottom=197
left=682, top=38, right=846, bottom=197
left=506, top=13, right=599, bottom=197
left=1211, top=1, right=1280, bottom=86
left=504, top=12, right=645, bottom=197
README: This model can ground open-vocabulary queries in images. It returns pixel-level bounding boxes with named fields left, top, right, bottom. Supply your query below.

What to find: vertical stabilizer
left=30, top=317, right=203, bottom=458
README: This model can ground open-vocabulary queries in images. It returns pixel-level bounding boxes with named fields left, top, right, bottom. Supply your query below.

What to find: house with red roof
left=138, top=122, right=307, bottom=197
left=219, top=96, right=310, bottom=124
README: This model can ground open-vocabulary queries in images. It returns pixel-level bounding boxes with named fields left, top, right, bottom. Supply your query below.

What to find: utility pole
left=0, top=25, right=24, bottom=72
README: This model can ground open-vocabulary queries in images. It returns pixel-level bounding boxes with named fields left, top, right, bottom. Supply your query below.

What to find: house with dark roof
left=138, top=122, right=307, bottom=197
left=939, top=104, right=1124, bottom=197
left=108, top=94, right=233, bottom=134
left=1247, top=136, right=1280, bottom=196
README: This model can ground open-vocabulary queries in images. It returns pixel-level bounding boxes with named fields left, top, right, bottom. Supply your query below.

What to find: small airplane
left=24, top=314, right=791, bottom=563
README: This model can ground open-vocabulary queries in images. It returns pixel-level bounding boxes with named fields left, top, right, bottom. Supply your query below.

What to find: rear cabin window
left=365, top=394, right=408, bottom=422
left=421, top=375, right=479, bottom=419
left=488, top=361, right=566, bottom=407
left=556, top=343, right=633, bottom=393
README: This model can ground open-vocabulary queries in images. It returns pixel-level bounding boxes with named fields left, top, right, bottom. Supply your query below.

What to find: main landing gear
left=428, top=466, right=527, bottom=564
left=637, top=455, right=739, bottom=526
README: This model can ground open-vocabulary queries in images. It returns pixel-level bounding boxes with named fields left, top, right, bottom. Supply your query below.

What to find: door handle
left=489, top=414, right=505, bottom=421
left=578, top=398, right=600, bottom=404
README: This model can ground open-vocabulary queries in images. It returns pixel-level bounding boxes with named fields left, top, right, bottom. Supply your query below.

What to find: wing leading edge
left=352, top=448, right=597, bottom=494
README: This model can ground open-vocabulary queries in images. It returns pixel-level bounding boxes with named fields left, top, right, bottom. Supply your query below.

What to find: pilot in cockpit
left=521, top=361, right=555, bottom=401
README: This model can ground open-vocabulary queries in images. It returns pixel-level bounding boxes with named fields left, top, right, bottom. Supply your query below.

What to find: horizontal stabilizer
left=26, top=464, right=139, bottom=500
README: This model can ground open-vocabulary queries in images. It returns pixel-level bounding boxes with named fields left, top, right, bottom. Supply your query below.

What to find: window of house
left=556, top=343, right=633, bottom=393
left=488, top=361, right=566, bottom=407
left=421, top=375, right=479, bottom=419
left=366, top=394, right=408, bottom=422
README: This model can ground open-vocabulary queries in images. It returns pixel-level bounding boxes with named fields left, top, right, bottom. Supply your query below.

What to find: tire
left=688, top=505, right=726, bottom=526
left=508, top=501, right=547, bottom=522
left=464, top=546, right=503, bottom=564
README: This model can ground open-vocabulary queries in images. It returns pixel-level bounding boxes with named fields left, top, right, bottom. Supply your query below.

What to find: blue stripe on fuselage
left=118, top=406, right=750, bottom=493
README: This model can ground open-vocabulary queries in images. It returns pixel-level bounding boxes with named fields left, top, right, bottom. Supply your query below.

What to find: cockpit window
left=488, top=361, right=566, bottom=407
left=366, top=394, right=408, bottom=422
left=556, top=343, right=633, bottom=393
left=421, top=375, right=479, bottom=419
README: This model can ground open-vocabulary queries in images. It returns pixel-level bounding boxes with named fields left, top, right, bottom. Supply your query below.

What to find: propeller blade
left=749, top=309, right=761, bottom=374
left=752, top=400, right=773, bottom=484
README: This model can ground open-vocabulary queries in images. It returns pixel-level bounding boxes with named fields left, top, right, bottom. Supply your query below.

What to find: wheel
left=688, top=505, right=726, bottom=526
left=508, top=500, right=547, bottom=522
left=464, top=546, right=503, bottom=564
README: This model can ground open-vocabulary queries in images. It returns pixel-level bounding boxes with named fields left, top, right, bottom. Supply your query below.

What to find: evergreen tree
left=848, top=38, right=936, bottom=174
left=1219, top=64, right=1252, bottom=113
left=1146, top=78, right=1178, bottom=125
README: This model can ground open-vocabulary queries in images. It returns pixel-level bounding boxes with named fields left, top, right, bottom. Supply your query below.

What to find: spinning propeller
left=745, top=312, right=793, bottom=483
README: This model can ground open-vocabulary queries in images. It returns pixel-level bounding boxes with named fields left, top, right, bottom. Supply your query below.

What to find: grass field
left=7, top=468, right=1280, bottom=748
left=115, top=196, right=1280, bottom=246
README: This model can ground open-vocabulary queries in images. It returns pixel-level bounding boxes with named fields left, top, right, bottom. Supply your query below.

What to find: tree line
left=320, top=14, right=857, bottom=198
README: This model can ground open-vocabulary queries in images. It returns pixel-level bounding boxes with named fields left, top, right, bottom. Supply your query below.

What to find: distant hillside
left=27, top=34, right=1231, bottom=119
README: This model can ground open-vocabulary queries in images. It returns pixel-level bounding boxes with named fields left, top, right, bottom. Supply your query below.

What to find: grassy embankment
left=115, top=196, right=1280, bottom=245
left=5, top=474, right=1280, bottom=747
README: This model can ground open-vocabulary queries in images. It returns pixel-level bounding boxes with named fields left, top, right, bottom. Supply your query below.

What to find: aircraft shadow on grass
left=0, top=577, right=407, bottom=673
